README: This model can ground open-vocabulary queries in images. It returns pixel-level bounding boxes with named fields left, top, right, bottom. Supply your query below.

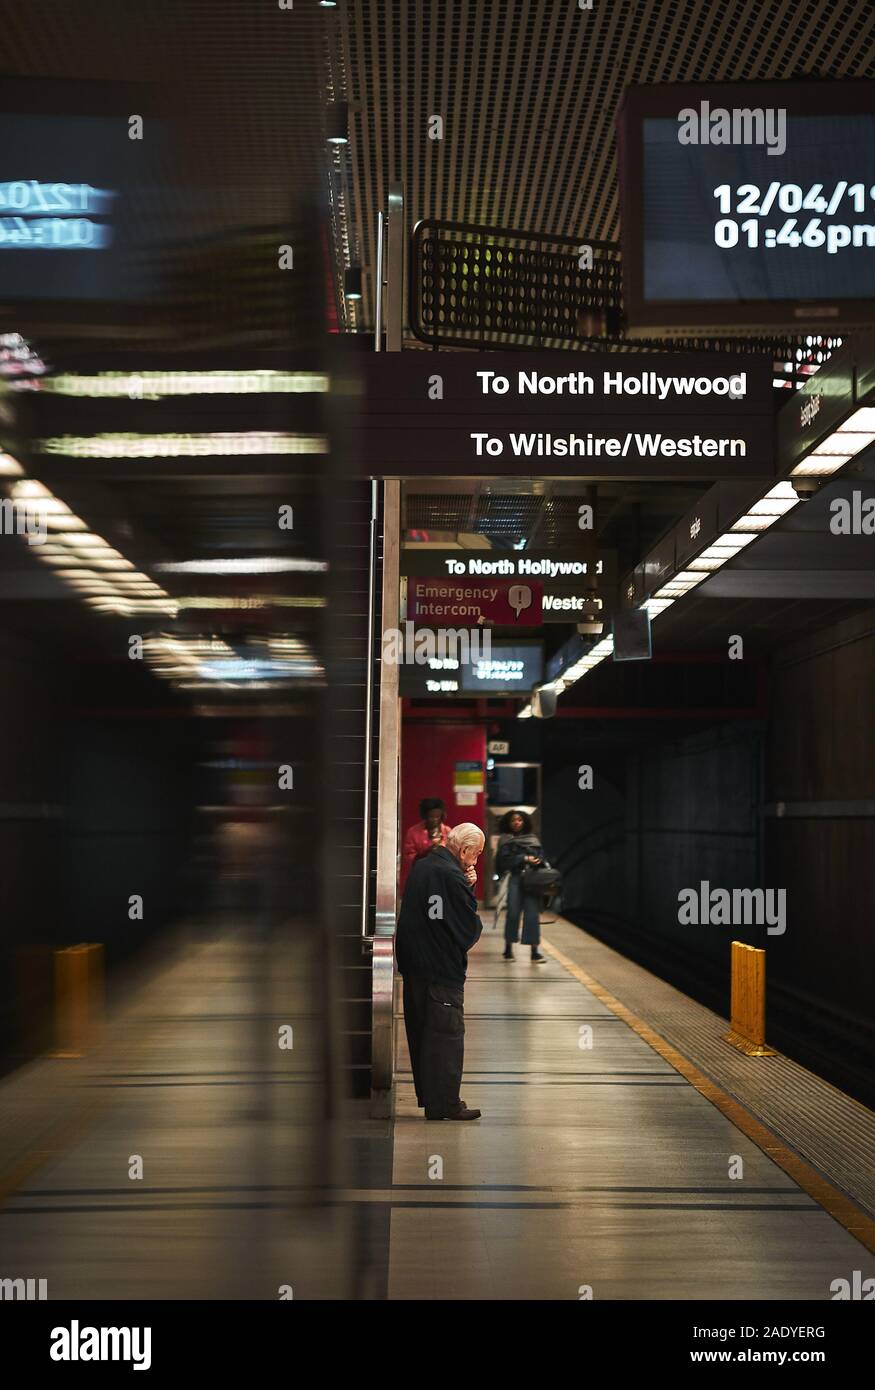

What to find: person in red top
left=400, top=798, right=451, bottom=893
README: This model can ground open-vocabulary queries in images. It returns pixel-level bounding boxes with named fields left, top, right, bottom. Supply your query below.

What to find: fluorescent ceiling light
left=791, top=456, right=850, bottom=476
left=842, top=407, right=875, bottom=432
left=810, top=432, right=872, bottom=455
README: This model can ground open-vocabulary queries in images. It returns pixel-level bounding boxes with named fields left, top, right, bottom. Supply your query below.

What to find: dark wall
left=63, top=696, right=197, bottom=961
left=526, top=718, right=762, bottom=1013
left=0, top=630, right=66, bottom=1060
left=490, top=612, right=874, bottom=1105
left=764, top=606, right=875, bottom=1105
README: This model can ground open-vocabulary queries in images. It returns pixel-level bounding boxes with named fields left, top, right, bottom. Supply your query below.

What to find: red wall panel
left=400, top=719, right=487, bottom=894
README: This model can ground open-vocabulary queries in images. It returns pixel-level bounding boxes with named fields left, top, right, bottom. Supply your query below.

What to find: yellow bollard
left=723, top=940, right=775, bottom=1057
left=53, top=944, right=104, bottom=1058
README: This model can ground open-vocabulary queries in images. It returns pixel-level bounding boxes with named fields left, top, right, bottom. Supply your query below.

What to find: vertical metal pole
left=374, top=211, right=384, bottom=351
left=360, top=479, right=378, bottom=939
left=371, top=478, right=401, bottom=1115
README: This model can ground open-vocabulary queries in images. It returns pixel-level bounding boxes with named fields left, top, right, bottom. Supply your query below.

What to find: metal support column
left=385, top=184, right=404, bottom=352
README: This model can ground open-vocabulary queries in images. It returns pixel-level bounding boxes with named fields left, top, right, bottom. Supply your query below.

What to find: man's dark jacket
left=395, top=845, right=483, bottom=985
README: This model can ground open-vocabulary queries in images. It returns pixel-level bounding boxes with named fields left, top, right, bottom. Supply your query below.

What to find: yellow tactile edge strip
left=541, top=938, right=875, bottom=1255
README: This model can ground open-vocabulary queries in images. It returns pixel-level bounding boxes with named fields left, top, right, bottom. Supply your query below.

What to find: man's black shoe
left=502, top=949, right=514, bottom=960
left=425, top=1105, right=481, bottom=1120
left=531, top=952, right=547, bottom=963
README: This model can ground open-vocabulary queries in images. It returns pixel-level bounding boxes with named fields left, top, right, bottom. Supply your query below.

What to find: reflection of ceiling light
left=141, top=633, right=323, bottom=688
left=0, top=453, right=25, bottom=476
left=344, top=266, right=363, bottom=300
left=43, top=370, right=329, bottom=399
left=176, top=595, right=326, bottom=609
left=326, top=101, right=349, bottom=143
left=38, top=433, right=328, bottom=458
left=5, top=473, right=174, bottom=618
left=155, top=557, right=327, bottom=575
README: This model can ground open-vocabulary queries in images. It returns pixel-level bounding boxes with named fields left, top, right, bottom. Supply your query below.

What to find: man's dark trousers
left=402, top=975, right=465, bottom=1115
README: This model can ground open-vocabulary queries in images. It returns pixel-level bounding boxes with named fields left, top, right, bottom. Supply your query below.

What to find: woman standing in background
left=496, top=809, right=547, bottom=963
left=400, top=797, right=451, bottom=894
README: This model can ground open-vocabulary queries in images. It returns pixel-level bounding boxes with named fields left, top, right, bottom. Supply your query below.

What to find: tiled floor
left=390, top=924, right=875, bottom=1300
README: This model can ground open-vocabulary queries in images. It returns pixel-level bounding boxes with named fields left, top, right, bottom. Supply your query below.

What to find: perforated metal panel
left=335, top=0, right=875, bottom=331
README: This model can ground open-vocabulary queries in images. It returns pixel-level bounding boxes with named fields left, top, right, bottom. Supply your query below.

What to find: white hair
left=447, top=822, right=485, bottom=855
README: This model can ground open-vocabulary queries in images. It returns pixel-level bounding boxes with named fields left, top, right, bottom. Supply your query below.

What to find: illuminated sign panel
left=362, top=352, right=774, bottom=478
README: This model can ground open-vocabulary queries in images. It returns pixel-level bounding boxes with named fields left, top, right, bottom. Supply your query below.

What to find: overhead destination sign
left=361, top=352, right=774, bottom=478
left=402, top=547, right=616, bottom=624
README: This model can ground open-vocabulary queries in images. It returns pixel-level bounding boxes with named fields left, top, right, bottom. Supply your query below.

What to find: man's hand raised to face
left=464, top=865, right=477, bottom=887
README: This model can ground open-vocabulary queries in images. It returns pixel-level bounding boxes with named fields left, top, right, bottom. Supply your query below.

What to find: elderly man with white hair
left=395, top=821, right=485, bottom=1120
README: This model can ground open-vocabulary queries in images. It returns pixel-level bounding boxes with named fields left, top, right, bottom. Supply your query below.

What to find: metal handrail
left=409, top=217, right=620, bottom=350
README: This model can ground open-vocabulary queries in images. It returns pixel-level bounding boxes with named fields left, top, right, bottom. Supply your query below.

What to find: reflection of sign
left=408, top=577, right=543, bottom=626
left=488, top=740, right=510, bottom=755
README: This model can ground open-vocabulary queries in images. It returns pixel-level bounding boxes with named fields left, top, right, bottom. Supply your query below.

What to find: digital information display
left=643, top=114, right=875, bottom=303
left=618, top=82, right=875, bottom=333
left=460, top=641, right=543, bottom=695
left=398, top=640, right=544, bottom=699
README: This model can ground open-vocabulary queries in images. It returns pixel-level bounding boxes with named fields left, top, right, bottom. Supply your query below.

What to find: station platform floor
left=390, top=915, right=875, bottom=1300
left=1, top=915, right=873, bottom=1301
